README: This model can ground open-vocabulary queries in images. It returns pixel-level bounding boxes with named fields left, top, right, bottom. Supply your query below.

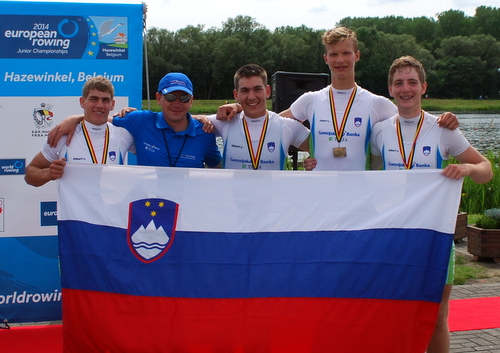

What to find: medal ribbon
left=329, top=85, right=357, bottom=143
left=243, top=113, right=269, bottom=170
left=81, top=121, right=110, bottom=164
left=396, top=110, right=425, bottom=169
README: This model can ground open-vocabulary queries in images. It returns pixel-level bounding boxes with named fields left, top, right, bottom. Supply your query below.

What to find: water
left=455, top=114, right=500, bottom=155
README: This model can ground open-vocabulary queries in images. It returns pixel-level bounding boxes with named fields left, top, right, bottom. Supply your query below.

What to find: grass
left=141, top=98, right=500, bottom=114
left=421, top=98, right=500, bottom=113
left=142, top=99, right=245, bottom=114
left=454, top=254, right=489, bottom=285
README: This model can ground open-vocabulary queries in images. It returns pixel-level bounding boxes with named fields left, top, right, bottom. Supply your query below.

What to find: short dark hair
left=233, top=64, right=267, bottom=90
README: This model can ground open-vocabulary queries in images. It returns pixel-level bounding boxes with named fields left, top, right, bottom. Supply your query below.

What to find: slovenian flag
left=57, top=164, right=462, bottom=353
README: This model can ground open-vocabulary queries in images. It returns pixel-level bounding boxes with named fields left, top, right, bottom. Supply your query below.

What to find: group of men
left=25, top=26, right=493, bottom=353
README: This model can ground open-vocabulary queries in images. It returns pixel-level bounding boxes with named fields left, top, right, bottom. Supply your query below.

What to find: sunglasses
left=163, top=93, right=192, bottom=103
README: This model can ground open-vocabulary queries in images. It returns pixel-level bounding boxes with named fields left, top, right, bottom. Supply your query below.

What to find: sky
left=20, top=0, right=499, bottom=32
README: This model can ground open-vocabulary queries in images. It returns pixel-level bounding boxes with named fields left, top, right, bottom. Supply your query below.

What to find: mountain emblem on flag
left=127, top=198, right=179, bottom=263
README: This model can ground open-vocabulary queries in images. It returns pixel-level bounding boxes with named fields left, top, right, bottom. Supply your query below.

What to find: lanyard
left=81, top=121, right=109, bottom=164
left=162, top=130, right=189, bottom=167
left=242, top=113, right=269, bottom=170
left=396, top=110, right=425, bottom=169
left=329, top=85, right=357, bottom=144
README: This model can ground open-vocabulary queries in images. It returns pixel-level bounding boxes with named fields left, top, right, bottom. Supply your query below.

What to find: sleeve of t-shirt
left=371, top=96, right=398, bottom=125
left=283, top=118, right=310, bottom=148
left=116, top=126, right=136, bottom=153
left=370, top=121, right=384, bottom=156
left=41, top=136, right=68, bottom=162
left=289, top=92, right=314, bottom=123
left=207, top=113, right=227, bottom=139
left=440, top=127, right=470, bottom=158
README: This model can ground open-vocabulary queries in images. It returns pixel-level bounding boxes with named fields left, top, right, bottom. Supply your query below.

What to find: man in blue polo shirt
left=48, top=73, right=222, bottom=168
left=113, top=73, right=221, bottom=168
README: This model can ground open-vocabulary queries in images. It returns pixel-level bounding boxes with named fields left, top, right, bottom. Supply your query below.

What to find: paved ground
left=450, top=283, right=500, bottom=353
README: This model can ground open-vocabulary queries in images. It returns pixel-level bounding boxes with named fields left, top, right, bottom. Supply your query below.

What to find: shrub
left=474, top=208, right=500, bottom=229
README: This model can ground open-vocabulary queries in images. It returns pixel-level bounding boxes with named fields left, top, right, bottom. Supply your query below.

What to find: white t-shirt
left=290, top=84, right=397, bottom=171
left=370, top=111, right=470, bottom=169
left=209, top=111, right=310, bottom=170
left=42, top=121, right=135, bottom=164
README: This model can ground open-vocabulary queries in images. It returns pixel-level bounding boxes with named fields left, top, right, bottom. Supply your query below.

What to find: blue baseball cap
left=158, top=73, right=193, bottom=95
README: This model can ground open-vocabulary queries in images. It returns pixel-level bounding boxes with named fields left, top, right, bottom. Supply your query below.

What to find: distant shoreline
left=143, top=99, right=500, bottom=115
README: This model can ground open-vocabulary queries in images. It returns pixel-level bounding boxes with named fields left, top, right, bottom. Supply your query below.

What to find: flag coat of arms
left=57, top=164, right=462, bottom=353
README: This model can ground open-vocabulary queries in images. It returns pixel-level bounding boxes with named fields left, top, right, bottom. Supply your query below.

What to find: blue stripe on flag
left=59, top=220, right=452, bottom=303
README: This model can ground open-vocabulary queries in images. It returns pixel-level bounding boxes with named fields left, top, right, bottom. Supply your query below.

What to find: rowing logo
left=127, top=198, right=178, bottom=263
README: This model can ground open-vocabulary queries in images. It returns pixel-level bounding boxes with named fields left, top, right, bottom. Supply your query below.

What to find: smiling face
left=233, top=75, right=270, bottom=119
left=156, top=90, right=193, bottom=131
left=323, top=38, right=360, bottom=89
left=80, top=89, right=115, bottom=125
left=389, top=66, right=428, bottom=118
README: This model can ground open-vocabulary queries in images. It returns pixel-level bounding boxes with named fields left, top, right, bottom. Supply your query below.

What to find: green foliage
left=473, top=6, right=500, bottom=40
left=477, top=208, right=500, bottom=228
left=484, top=208, right=500, bottom=221
left=143, top=9, right=500, bottom=100
left=459, top=151, right=500, bottom=214
left=437, top=10, right=472, bottom=37
left=475, top=215, right=500, bottom=229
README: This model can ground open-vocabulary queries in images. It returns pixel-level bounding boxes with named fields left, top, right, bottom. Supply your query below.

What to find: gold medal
left=333, top=147, right=347, bottom=158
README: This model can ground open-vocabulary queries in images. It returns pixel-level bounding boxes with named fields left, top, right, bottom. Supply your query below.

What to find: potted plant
left=467, top=208, right=500, bottom=263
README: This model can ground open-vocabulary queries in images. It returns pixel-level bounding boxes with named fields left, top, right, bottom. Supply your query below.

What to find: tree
left=174, top=25, right=216, bottom=99
left=402, top=17, right=438, bottom=49
left=356, top=28, right=435, bottom=96
left=437, top=10, right=472, bottom=38
left=143, top=27, right=177, bottom=99
left=473, top=6, right=500, bottom=40
left=142, top=10, right=500, bottom=100
left=435, top=56, right=485, bottom=98
left=271, top=26, right=324, bottom=74
left=435, top=35, right=500, bottom=98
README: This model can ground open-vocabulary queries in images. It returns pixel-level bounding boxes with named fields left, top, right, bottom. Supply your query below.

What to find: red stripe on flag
left=63, top=289, right=438, bottom=353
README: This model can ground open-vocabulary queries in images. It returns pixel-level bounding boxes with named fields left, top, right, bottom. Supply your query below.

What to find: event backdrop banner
left=59, top=165, right=462, bottom=353
left=0, top=0, right=144, bottom=322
